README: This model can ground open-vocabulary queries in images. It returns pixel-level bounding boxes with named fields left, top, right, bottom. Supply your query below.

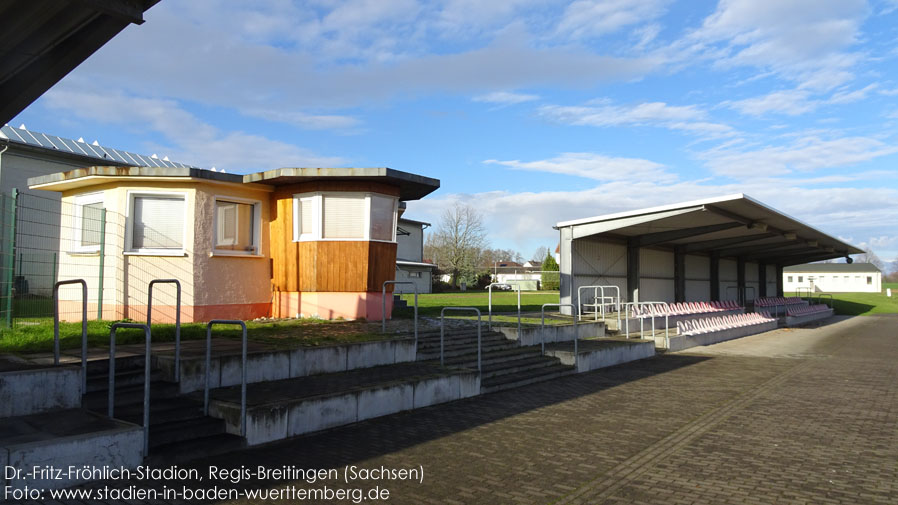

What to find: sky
left=11, top=0, right=898, bottom=264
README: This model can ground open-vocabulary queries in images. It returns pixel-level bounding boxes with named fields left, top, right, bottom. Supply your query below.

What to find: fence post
left=96, top=208, right=106, bottom=320
left=4, top=188, right=18, bottom=329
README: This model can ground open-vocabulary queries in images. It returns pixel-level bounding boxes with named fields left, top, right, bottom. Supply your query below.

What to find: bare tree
left=856, top=247, right=885, bottom=270
left=531, top=246, right=548, bottom=263
left=425, top=202, right=488, bottom=286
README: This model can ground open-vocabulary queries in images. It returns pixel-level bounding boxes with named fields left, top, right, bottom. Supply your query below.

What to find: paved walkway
left=39, top=314, right=898, bottom=504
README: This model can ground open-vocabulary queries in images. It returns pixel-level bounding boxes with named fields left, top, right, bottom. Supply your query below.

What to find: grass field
left=0, top=317, right=387, bottom=354
left=787, top=285, right=898, bottom=316
left=395, top=290, right=561, bottom=316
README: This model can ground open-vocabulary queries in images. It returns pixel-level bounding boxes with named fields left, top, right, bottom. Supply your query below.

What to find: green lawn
left=394, top=290, right=562, bottom=318
left=787, top=288, right=898, bottom=316
left=0, top=317, right=387, bottom=354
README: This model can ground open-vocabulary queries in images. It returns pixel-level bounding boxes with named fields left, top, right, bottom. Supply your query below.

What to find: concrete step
left=441, top=347, right=543, bottom=367
left=417, top=340, right=519, bottom=360
left=82, top=380, right=180, bottom=411
left=85, top=355, right=146, bottom=375
left=104, top=396, right=204, bottom=425
left=146, top=432, right=246, bottom=466
left=148, top=415, right=228, bottom=449
left=417, top=336, right=513, bottom=354
left=480, top=363, right=575, bottom=394
left=85, top=368, right=164, bottom=393
left=479, top=355, right=560, bottom=379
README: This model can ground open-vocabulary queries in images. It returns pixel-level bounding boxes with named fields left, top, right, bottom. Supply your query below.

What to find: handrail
left=796, top=287, right=812, bottom=301
left=53, top=279, right=88, bottom=391
left=108, top=322, right=151, bottom=457
left=622, top=301, right=670, bottom=347
left=204, top=320, right=247, bottom=437
left=487, top=282, right=521, bottom=336
left=540, top=303, right=578, bottom=369
left=147, top=279, right=181, bottom=382
left=577, top=285, right=621, bottom=330
left=382, top=281, right=418, bottom=348
left=439, top=307, right=482, bottom=372
left=816, top=293, right=833, bottom=308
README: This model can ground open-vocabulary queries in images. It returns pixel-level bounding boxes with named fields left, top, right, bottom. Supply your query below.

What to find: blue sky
left=11, top=0, right=898, bottom=263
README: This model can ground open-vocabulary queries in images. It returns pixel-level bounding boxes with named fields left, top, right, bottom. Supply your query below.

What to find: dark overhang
left=0, top=0, right=160, bottom=124
left=243, top=167, right=440, bottom=201
left=554, top=194, right=863, bottom=264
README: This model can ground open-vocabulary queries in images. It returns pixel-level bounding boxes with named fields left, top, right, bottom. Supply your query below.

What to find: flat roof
left=784, top=263, right=881, bottom=273
left=555, top=193, right=863, bottom=265
left=243, top=167, right=440, bottom=201
left=29, top=165, right=441, bottom=201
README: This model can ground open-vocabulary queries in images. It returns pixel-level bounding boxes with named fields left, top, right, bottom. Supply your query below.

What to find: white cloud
left=555, top=0, right=671, bottom=40
left=484, top=152, right=672, bottom=182
left=242, top=108, right=361, bottom=130
left=699, top=135, right=898, bottom=177
left=728, top=90, right=819, bottom=116
left=41, top=87, right=344, bottom=172
left=473, top=91, right=540, bottom=105
left=828, top=83, right=879, bottom=104
left=539, top=100, right=735, bottom=137
left=683, top=0, right=869, bottom=91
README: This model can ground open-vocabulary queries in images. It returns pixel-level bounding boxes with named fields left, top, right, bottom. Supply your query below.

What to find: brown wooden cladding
left=268, top=191, right=398, bottom=292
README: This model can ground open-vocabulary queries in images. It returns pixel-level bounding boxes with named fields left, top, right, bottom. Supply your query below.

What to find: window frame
left=212, top=195, right=262, bottom=257
left=72, top=192, right=104, bottom=253
left=292, top=191, right=398, bottom=243
left=124, top=190, right=188, bottom=256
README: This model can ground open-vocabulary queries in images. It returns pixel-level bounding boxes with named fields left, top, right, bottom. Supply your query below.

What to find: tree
left=541, top=251, right=560, bottom=290
left=531, top=246, right=548, bottom=263
left=855, top=247, right=885, bottom=270
left=425, top=202, right=488, bottom=287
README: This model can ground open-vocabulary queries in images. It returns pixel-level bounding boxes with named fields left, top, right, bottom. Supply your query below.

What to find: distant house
left=783, top=263, right=882, bottom=293
left=394, top=217, right=435, bottom=294
left=491, top=262, right=541, bottom=290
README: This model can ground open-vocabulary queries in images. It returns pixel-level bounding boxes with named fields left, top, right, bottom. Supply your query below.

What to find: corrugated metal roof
left=0, top=124, right=195, bottom=169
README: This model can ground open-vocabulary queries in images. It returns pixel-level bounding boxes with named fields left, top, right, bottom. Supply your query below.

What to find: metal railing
left=796, top=287, right=812, bottom=301
left=53, top=279, right=88, bottom=392
left=815, top=293, right=834, bottom=308
left=622, top=301, right=670, bottom=347
left=439, top=307, right=482, bottom=372
left=540, top=303, right=578, bottom=369
left=487, top=282, right=521, bottom=336
left=382, top=281, right=418, bottom=347
left=108, top=322, right=151, bottom=457
left=147, top=279, right=181, bottom=382
left=204, top=320, right=247, bottom=437
left=576, top=285, right=622, bottom=329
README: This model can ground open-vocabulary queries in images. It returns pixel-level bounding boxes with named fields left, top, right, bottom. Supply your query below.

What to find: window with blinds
left=369, top=194, right=396, bottom=241
left=323, top=195, right=365, bottom=239
left=215, top=200, right=256, bottom=252
left=130, top=195, right=185, bottom=250
left=80, top=202, right=104, bottom=247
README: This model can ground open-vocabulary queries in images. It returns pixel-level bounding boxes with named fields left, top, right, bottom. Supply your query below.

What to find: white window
left=369, top=194, right=397, bottom=242
left=798, top=276, right=803, bottom=283
left=213, top=197, right=261, bottom=255
left=323, top=195, right=366, bottom=239
left=293, top=192, right=398, bottom=242
left=73, top=193, right=104, bottom=252
left=409, top=271, right=422, bottom=278
left=867, top=276, right=872, bottom=285
left=127, top=193, right=186, bottom=254
left=787, top=276, right=793, bottom=283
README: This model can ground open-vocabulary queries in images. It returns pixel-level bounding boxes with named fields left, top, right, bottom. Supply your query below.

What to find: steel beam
left=679, top=233, right=776, bottom=254
left=627, top=240, right=640, bottom=304
left=629, top=222, right=744, bottom=248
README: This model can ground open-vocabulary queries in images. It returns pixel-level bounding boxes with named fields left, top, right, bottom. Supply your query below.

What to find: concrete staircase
left=416, top=329, right=575, bottom=393
left=81, top=356, right=245, bottom=464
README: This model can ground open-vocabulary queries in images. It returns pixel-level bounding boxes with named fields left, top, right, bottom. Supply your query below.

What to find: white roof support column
left=559, top=226, right=574, bottom=316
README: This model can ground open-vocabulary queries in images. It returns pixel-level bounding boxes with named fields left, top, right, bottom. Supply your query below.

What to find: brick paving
left=37, top=314, right=898, bottom=504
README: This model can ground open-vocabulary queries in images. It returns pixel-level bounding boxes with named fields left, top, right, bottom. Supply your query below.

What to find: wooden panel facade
left=268, top=185, right=398, bottom=293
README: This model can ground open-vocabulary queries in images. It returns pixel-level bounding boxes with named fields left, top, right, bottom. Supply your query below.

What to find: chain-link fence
left=0, top=190, right=177, bottom=330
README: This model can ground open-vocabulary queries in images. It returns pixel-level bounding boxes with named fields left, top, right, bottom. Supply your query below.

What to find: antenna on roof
left=77, top=137, right=85, bottom=143
left=18, top=124, right=26, bottom=130
left=92, top=140, right=100, bottom=146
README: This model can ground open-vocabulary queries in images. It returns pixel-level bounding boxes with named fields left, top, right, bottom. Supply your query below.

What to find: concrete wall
left=547, top=340, right=655, bottom=373
left=0, top=366, right=82, bottom=417
left=685, top=253, right=711, bottom=301
left=497, top=320, right=606, bottom=346
left=719, top=259, right=738, bottom=301
left=663, top=319, right=778, bottom=352
left=565, top=238, right=627, bottom=311
left=395, top=265, right=432, bottom=294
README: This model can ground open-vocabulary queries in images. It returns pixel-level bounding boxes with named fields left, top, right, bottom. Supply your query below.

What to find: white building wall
left=719, top=259, right=738, bottom=301
left=745, top=262, right=759, bottom=301
left=784, top=271, right=882, bottom=293
left=394, top=267, right=432, bottom=294
left=570, top=239, right=628, bottom=305
left=396, top=220, right=424, bottom=262
left=639, top=248, right=674, bottom=301
left=685, top=254, right=710, bottom=301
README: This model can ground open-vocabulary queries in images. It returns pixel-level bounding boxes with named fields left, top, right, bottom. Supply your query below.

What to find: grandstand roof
left=555, top=194, right=863, bottom=265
